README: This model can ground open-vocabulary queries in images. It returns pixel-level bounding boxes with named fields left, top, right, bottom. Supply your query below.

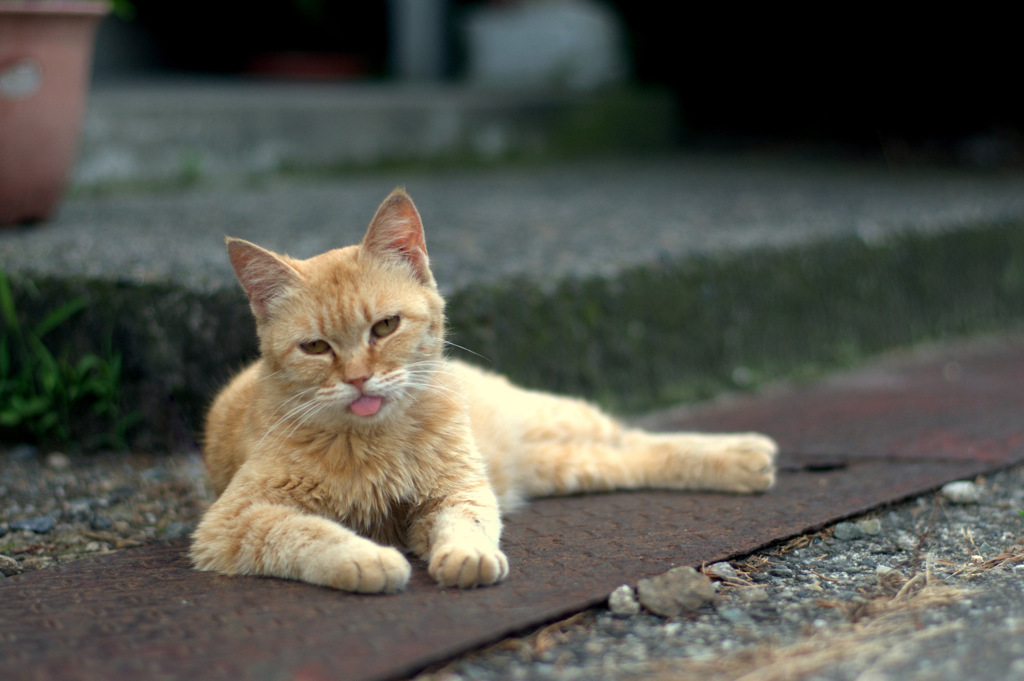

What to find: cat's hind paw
left=716, top=433, right=777, bottom=493
left=429, top=539, right=509, bottom=588
left=653, top=431, right=778, bottom=494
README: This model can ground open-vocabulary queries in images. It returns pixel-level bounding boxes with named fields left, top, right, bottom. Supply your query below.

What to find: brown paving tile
left=642, top=336, right=1024, bottom=464
left=3, top=338, right=1022, bottom=681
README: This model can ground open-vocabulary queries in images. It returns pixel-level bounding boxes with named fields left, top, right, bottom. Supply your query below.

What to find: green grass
left=0, top=271, right=136, bottom=450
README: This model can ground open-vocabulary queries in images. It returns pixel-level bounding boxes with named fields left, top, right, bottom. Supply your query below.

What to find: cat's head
left=226, top=189, right=447, bottom=425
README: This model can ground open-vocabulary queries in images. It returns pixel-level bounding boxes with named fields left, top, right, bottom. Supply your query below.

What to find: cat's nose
left=347, top=376, right=371, bottom=391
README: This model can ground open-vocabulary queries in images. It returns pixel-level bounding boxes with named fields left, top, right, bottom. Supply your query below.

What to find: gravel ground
left=2, top=446, right=1023, bottom=680
left=415, top=466, right=1024, bottom=681
left=0, top=446, right=211, bottom=575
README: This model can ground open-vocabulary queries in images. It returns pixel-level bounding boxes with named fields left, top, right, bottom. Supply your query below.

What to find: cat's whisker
left=403, top=360, right=454, bottom=377
left=274, top=398, right=335, bottom=446
left=259, top=401, right=308, bottom=443
left=402, top=360, right=463, bottom=399
left=403, top=379, right=459, bottom=396
left=255, top=369, right=285, bottom=384
left=409, top=356, right=447, bottom=367
left=266, top=387, right=318, bottom=420
left=255, top=389, right=322, bottom=449
left=400, top=379, right=462, bottom=403
left=401, top=366, right=450, bottom=379
left=401, top=363, right=445, bottom=378
left=404, top=361, right=450, bottom=377
left=269, top=390, right=317, bottom=421
left=403, top=367, right=447, bottom=380
left=436, top=338, right=491, bottom=364
left=275, top=400, right=331, bottom=449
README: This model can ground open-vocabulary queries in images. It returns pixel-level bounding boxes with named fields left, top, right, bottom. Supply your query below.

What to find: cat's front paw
left=330, top=544, right=411, bottom=593
left=429, top=539, right=509, bottom=588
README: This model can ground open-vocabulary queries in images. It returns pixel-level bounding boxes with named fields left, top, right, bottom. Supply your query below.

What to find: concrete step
left=2, top=152, right=1024, bottom=449
left=76, top=81, right=676, bottom=187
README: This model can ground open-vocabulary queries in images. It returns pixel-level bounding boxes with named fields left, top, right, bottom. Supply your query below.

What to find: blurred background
left=4, top=0, right=1024, bottom=451
left=91, top=0, right=1022, bottom=169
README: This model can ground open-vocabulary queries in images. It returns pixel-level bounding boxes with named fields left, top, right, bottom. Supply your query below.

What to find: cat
left=191, top=189, right=777, bottom=593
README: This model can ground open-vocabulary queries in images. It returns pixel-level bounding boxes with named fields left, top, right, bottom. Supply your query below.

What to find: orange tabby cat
left=191, top=189, right=776, bottom=593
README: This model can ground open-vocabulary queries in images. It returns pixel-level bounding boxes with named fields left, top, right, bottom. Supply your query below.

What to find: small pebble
left=833, top=522, right=864, bottom=541
left=106, top=486, right=135, bottom=504
left=717, top=606, right=749, bottom=623
left=0, top=554, right=23, bottom=577
left=896, top=531, right=919, bottom=551
left=942, top=480, right=981, bottom=505
left=64, top=498, right=94, bottom=522
left=637, top=566, right=716, bottom=617
left=705, top=561, right=740, bottom=582
left=608, top=585, right=641, bottom=617
left=90, top=514, right=113, bottom=531
left=856, top=518, right=882, bottom=536
left=161, top=522, right=192, bottom=540
left=736, top=587, right=769, bottom=603
left=10, top=516, right=55, bottom=534
left=45, top=452, right=71, bottom=471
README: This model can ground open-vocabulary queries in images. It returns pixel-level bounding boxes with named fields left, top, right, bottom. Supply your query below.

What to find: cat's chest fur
left=242, top=402, right=478, bottom=546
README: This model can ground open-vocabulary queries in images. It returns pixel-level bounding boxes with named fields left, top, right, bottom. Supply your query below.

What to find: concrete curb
left=77, top=84, right=677, bottom=187
left=5, top=219, right=1023, bottom=450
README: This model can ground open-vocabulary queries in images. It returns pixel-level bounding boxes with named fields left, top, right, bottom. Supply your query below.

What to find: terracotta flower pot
left=0, top=2, right=108, bottom=226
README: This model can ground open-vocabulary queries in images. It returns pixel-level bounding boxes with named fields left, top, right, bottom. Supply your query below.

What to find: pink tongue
left=349, top=395, right=383, bottom=417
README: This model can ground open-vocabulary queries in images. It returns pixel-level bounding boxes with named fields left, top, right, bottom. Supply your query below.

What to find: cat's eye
left=299, top=339, right=331, bottom=355
left=371, top=315, right=400, bottom=339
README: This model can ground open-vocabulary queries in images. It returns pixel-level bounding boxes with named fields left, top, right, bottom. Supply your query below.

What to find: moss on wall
left=446, top=222, right=1024, bottom=412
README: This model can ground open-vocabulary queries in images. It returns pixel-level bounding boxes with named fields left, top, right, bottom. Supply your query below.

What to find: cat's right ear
left=225, top=237, right=301, bottom=322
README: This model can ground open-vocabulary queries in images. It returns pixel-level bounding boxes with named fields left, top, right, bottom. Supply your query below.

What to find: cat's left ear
left=360, top=189, right=435, bottom=286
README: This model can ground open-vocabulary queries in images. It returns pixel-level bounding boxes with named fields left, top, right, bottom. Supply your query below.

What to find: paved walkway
left=2, top=333, right=1022, bottom=680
